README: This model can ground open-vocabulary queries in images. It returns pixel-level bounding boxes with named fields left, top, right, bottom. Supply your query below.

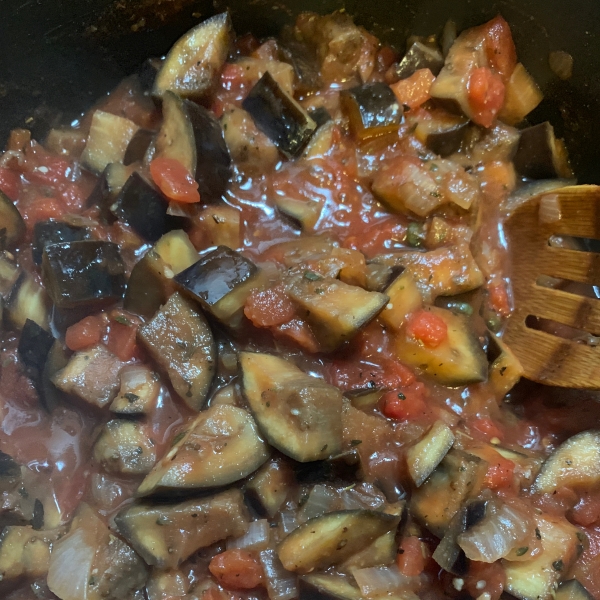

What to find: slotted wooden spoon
left=503, top=185, right=600, bottom=387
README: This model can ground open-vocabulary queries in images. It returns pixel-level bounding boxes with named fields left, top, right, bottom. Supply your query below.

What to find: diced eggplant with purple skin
left=137, top=404, right=269, bottom=496
left=110, top=365, right=160, bottom=416
left=154, top=91, right=231, bottom=203
left=123, top=128, right=155, bottom=165
left=138, top=292, right=216, bottom=411
left=243, top=71, right=317, bottom=158
left=340, top=83, right=402, bottom=142
left=114, top=489, right=249, bottom=569
left=32, top=220, right=90, bottom=265
left=175, top=245, right=261, bottom=324
left=52, top=345, right=127, bottom=409
left=245, top=458, right=296, bottom=518
left=416, top=117, right=470, bottom=157
left=42, top=240, right=126, bottom=310
left=153, top=12, right=232, bottom=100
left=5, top=271, right=49, bottom=330
left=111, top=173, right=185, bottom=243
left=279, top=26, right=322, bottom=93
left=513, top=121, right=573, bottom=179
left=17, top=319, right=55, bottom=395
left=0, top=190, right=25, bottom=250
left=299, top=574, right=363, bottom=600
left=395, top=41, right=444, bottom=79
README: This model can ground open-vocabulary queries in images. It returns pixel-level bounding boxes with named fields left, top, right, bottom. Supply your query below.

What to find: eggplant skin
left=0, top=190, right=25, bottom=250
left=41, top=240, right=126, bottom=310
left=243, top=72, right=317, bottom=158
left=32, top=221, right=89, bottom=265
left=111, top=173, right=184, bottom=243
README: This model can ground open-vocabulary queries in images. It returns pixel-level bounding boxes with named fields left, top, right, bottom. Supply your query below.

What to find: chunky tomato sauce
left=0, top=9, right=596, bottom=600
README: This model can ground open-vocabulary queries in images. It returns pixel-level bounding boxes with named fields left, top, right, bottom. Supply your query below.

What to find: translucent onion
left=339, top=483, right=386, bottom=511
left=279, top=510, right=299, bottom=535
left=457, top=500, right=532, bottom=563
left=298, top=484, right=337, bottom=522
left=227, top=519, right=271, bottom=551
left=47, top=528, right=95, bottom=600
left=352, top=566, right=415, bottom=597
left=259, top=549, right=298, bottom=600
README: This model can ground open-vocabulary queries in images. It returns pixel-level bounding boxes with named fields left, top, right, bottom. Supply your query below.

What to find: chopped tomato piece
left=150, top=157, right=200, bottom=204
left=469, top=416, right=504, bottom=442
left=406, top=309, right=448, bottom=348
left=570, top=490, right=600, bottom=527
left=209, top=549, right=264, bottom=590
left=482, top=15, right=517, bottom=81
left=244, top=285, right=297, bottom=327
left=65, top=316, right=104, bottom=351
left=391, top=68, right=436, bottom=109
left=20, top=196, right=65, bottom=225
left=464, top=560, right=506, bottom=600
left=484, top=452, right=515, bottom=489
left=488, top=282, right=510, bottom=316
left=0, top=168, right=22, bottom=200
left=106, top=319, right=138, bottom=362
left=381, top=382, right=428, bottom=421
left=397, top=536, right=426, bottom=576
left=273, top=318, right=321, bottom=353
left=468, top=67, right=505, bottom=128
left=23, top=145, right=71, bottom=186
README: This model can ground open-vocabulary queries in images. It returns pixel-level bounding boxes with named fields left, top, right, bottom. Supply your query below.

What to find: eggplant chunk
left=504, top=513, right=581, bottom=600
left=414, top=115, right=470, bottom=157
left=245, top=458, right=296, bottom=518
left=32, top=220, right=89, bottom=265
left=5, top=271, right=49, bottom=330
left=81, top=110, right=140, bottom=173
left=396, top=306, right=487, bottom=386
left=137, top=404, right=269, bottom=496
left=0, top=525, right=60, bottom=582
left=52, top=345, right=126, bottom=409
left=175, top=246, right=261, bottom=325
left=488, top=332, right=524, bottom=400
left=338, top=529, right=397, bottom=571
left=241, top=352, right=343, bottom=462
left=138, top=293, right=215, bottom=411
left=277, top=510, right=400, bottom=574
left=555, top=580, right=595, bottom=600
left=407, top=420, right=455, bottom=487
left=153, top=12, right=231, bottom=100
left=125, top=230, right=198, bottom=319
left=395, top=41, right=444, bottom=79
left=340, top=83, right=402, bottom=142
left=379, top=269, right=423, bottom=332
left=242, top=71, right=317, bottom=157
left=42, top=240, right=126, bottom=310
left=533, top=430, right=600, bottom=494
left=410, top=449, right=487, bottom=537
left=18, top=319, right=55, bottom=393
left=195, top=206, right=241, bottom=249
left=110, top=365, right=160, bottom=416
left=115, top=489, right=249, bottom=568
left=123, top=128, right=154, bottom=165
left=287, top=274, right=388, bottom=352
left=0, top=250, right=20, bottom=296
left=0, top=190, right=25, bottom=250
left=513, top=122, right=572, bottom=180
left=111, top=173, right=183, bottom=243
left=498, top=63, right=543, bottom=126
left=299, top=574, right=363, bottom=600
left=94, top=420, right=157, bottom=475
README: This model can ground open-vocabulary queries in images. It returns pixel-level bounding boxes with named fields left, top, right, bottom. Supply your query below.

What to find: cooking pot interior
left=1, top=0, right=599, bottom=182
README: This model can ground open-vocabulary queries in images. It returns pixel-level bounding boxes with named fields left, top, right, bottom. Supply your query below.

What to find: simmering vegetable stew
left=0, top=9, right=598, bottom=600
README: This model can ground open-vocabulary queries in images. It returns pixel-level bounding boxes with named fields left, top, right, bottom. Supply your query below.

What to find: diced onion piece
left=260, top=549, right=298, bottom=600
left=298, top=484, right=337, bottom=522
left=279, top=510, right=299, bottom=535
left=352, top=565, right=416, bottom=597
left=227, top=519, right=271, bottom=551
left=498, top=63, right=543, bottom=125
left=47, top=527, right=96, bottom=600
left=457, top=500, right=532, bottom=563
left=340, top=483, right=387, bottom=511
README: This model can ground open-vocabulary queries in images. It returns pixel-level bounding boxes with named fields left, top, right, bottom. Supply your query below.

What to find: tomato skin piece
left=488, top=282, right=510, bottom=316
left=397, top=536, right=426, bottom=577
left=482, top=15, right=517, bottom=81
left=381, top=382, right=428, bottom=421
left=570, top=490, right=600, bottom=527
left=65, top=316, right=104, bottom=351
left=391, top=69, right=436, bottom=109
left=406, top=309, right=448, bottom=348
left=105, top=319, right=138, bottom=362
left=484, top=453, right=515, bottom=489
left=209, top=549, right=264, bottom=590
left=0, top=168, right=22, bottom=200
left=150, top=157, right=200, bottom=204
left=464, top=560, right=506, bottom=600
left=469, top=416, right=504, bottom=443
left=467, top=67, right=505, bottom=128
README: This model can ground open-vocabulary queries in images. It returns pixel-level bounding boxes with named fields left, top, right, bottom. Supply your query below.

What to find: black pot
left=1, top=0, right=599, bottom=182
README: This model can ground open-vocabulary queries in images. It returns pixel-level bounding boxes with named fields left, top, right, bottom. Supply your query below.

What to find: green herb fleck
left=577, top=531, right=587, bottom=544
left=406, top=222, right=425, bottom=248
left=89, top=576, right=97, bottom=586
left=156, top=515, right=171, bottom=526
left=486, top=313, right=502, bottom=332
left=114, top=315, right=131, bottom=326
left=552, top=559, right=563, bottom=572
left=124, top=392, right=139, bottom=403
left=314, top=288, right=324, bottom=295
left=350, top=439, right=362, bottom=446
left=445, top=301, right=473, bottom=316
left=516, top=546, right=528, bottom=556
left=171, top=431, right=186, bottom=446
left=303, top=271, right=322, bottom=281
left=535, top=527, right=541, bottom=540
left=429, top=163, right=439, bottom=172
left=397, top=393, right=406, bottom=400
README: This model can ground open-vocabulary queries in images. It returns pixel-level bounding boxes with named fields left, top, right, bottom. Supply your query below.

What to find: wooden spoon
left=503, top=185, right=600, bottom=387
